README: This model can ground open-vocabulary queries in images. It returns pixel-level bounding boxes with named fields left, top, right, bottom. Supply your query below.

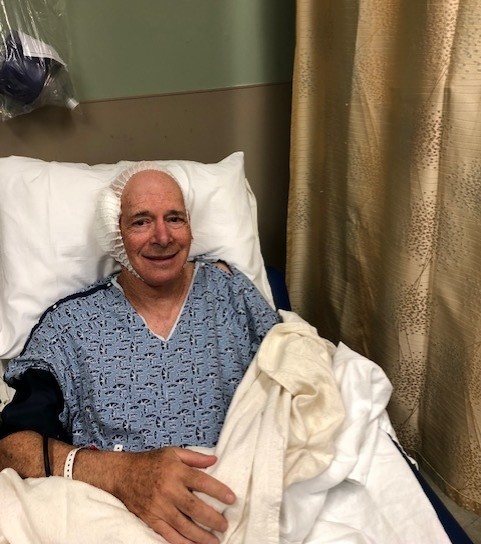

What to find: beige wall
left=0, top=83, right=291, bottom=269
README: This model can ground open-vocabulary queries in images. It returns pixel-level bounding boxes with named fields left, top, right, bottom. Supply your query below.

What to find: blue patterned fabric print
left=5, top=260, right=280, bottom=451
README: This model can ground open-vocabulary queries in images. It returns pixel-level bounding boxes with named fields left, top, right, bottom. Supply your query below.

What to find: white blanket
left=0, top=311, right=450, bottom=544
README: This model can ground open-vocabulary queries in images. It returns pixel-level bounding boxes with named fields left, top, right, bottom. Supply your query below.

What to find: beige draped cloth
left=288, top=0, right=481, bottom=513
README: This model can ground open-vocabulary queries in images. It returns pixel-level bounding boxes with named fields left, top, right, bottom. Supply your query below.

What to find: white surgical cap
left=94, top=161, right=193, bottom=276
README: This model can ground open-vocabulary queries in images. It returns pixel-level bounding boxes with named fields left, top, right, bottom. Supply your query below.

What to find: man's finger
left=176, top=488, right=229, bottom=534
left=158, top=504, right=221, bottom=544
left=175, top=448, right=218, bottom=469
left=185, top=467, right=236, bottom=506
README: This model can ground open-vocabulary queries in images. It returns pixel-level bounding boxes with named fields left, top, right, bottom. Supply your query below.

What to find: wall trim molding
left=79, top=81, right=293, bottom=105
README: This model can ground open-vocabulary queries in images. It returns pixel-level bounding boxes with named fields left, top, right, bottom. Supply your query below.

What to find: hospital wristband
left=63, top=447, right=84, bottom=479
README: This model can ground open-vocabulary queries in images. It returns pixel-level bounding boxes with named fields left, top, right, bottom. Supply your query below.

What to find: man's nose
left=151, top=220, right=172, bottom=245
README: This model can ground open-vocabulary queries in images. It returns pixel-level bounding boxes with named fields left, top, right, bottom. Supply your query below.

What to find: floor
left=422, top=471, right=481, bottom=543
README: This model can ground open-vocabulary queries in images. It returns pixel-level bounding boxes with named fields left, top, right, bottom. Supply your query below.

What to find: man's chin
left=138, top=267, right=183, bottom=288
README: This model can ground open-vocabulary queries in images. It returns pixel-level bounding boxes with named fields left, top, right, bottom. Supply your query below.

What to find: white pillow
left=0, top=152, right=274, bottom=359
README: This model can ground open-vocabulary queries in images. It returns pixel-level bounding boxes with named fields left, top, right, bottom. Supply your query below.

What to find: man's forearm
left=0, top=430, right=124, bottom=496
left=0, top=430, right=72, bottom=478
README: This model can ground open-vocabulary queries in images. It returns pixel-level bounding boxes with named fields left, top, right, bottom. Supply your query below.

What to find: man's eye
left=166, top=216, right=187, bottom=227
left=132, top=219, right=148, bottom=227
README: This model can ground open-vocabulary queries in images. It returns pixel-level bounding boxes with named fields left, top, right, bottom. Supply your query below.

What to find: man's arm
left=0, top=431, right=235, bottom=544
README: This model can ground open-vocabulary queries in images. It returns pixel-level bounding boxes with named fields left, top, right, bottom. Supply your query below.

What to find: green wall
left=65, top=0, right=295, bottom=102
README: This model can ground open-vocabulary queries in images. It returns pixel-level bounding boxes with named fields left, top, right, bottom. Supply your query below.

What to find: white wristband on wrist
left=64, top=447, right=83, bottom=479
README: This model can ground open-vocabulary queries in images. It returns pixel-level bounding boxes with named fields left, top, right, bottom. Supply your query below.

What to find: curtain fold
left=288, top=0, right=481, bottom=512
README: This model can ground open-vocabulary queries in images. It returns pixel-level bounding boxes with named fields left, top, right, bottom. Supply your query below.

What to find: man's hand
left=109, top=447, right=235, bottom=544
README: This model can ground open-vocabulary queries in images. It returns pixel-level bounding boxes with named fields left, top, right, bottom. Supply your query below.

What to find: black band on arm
left=0, top=369, right=71, bottom=443
left=43, top=434, right=51, bottom=477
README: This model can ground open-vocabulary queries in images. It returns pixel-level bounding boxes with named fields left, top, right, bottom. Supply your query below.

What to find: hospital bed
left=0, top=152, right=473, bottom=543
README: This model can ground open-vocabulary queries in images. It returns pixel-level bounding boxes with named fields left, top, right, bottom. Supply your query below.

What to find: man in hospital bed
left=0, top=163, right=280, bottom=544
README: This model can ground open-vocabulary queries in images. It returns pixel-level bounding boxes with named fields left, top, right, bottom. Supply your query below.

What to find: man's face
left=120, top=170, right=192, bottom=287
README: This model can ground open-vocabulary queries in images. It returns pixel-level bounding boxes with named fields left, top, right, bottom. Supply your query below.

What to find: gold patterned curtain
left=287, top=0, right=481, bottom=512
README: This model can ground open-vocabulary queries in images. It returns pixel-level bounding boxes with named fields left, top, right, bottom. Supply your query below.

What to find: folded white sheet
left=0, top=469, right=164, bottom=543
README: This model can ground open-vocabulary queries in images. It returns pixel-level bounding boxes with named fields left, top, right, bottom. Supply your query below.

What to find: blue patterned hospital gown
left=5, top=260, right=280, bottom=451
